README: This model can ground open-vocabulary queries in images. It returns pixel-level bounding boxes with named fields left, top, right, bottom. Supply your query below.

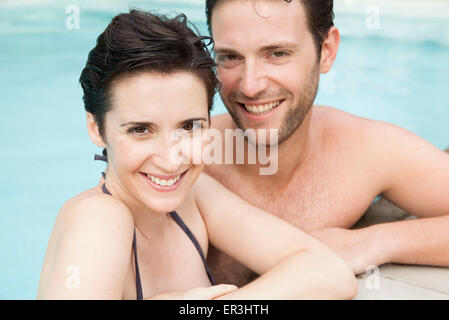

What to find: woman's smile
left=139, top=169, right=189, bottom=192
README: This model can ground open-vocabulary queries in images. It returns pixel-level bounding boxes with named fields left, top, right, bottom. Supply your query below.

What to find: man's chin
left=232, top=123, right=281, bottom=148
left=226, top=112, right=275, bottom=142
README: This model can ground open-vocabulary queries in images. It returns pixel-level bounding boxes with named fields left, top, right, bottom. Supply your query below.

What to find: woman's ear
left=86, top=112, right=106, bottom=148
left=319, top=26, right=340, bottom=74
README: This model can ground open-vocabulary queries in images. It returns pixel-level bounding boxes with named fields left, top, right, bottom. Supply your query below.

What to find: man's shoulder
left=315, top=105, right=373, bottom=126
left=312, top=105, right=423, bottom=168
left=314, top=105, right=399, bottom=142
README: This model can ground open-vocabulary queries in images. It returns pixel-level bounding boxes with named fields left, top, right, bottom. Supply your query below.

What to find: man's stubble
left=222, top=62, right=321, bottom=147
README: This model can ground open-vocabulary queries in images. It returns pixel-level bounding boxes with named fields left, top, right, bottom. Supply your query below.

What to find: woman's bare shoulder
left=39, top=188, right=135, bottom=299
left=56, top=188, right=135, bottom=238
left=192, top=172, right=219, bottom=190
left=191, top=173, right=216, bottom=204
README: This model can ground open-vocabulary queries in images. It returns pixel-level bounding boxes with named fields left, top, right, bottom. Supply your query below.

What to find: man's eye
left=271, top=51, right=288, bottom=58
left=217, top=55, right=237, bottom=62
left=216, top=54, right=241, bottom=67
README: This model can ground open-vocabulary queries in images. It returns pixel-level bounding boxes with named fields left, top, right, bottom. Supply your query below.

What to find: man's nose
left=239, top=59, right=269, bottom=98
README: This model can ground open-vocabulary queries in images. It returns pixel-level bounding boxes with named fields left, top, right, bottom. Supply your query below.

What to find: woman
left=37, top=10, right=356, bottom=300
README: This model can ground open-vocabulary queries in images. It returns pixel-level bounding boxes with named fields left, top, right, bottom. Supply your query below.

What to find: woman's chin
left=149, top=202, right=180, bottom=214
left=137, top=195, right=184, bottom=214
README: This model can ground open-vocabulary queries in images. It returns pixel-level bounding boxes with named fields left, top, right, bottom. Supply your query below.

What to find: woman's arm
left=145, top=284, right=238, bottom=300
left=37, top=195, right=135, bottom=299
left=193, top=173, right=357, bottom=300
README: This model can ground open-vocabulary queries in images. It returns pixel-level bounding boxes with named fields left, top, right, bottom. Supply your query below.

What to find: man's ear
left=86, top=112, right=106, bottom=148
left=319, top=26, right=340, bottom=74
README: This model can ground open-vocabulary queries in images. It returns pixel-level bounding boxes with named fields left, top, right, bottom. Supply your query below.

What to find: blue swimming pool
left=1, top=0, right=448, bottom=299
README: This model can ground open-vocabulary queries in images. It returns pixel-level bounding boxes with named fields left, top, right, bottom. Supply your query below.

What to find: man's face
left=211, top=0, right=321, bottom=145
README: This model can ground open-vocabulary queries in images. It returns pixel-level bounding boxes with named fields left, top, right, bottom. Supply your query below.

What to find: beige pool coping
left=356, top=264, right=449, bottom=300
left=352, top=197, right=449, bottom=300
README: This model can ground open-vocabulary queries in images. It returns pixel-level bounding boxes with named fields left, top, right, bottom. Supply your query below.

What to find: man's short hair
left=205, top=0, right=334, bottom=57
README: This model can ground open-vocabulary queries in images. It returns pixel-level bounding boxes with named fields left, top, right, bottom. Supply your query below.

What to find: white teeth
left=244, top=101, right=281, bottom=114
left=146, top=173, right=181, bottom=187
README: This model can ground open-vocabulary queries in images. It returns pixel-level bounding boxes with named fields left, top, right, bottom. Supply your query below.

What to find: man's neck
left=236, top=108, right=315, bottom=193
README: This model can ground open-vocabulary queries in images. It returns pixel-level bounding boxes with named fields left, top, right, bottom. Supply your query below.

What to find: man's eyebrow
left=260, top=42, right=298, bottom=51
left=214, top=42, right=298, bottom=54
left=214, top=47, right=238, bottom=54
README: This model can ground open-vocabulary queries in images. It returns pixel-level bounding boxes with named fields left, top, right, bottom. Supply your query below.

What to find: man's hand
left=146, top=284, right=238, bottom=300
left=310, top=227, right=387, bottom=275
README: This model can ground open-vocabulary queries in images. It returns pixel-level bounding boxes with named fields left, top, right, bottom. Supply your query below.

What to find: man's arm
left=370, top=214, right=449, bottom=266
left=313, top=120, right=449, bottom=274
left=311, top=214, right=449, bottom=274
left=381, top=128, right=449, bottom=218
left=376, top=123, right=449, bottom=265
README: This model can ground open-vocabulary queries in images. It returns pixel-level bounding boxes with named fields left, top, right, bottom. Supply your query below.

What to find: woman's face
left=99, top=71, right=209, bottom=213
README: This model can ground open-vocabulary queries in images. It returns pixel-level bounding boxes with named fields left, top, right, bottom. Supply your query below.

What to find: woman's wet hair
left=80, top=9, right=219, bottom=138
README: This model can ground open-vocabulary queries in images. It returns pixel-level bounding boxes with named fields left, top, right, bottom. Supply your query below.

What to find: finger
left=201, top=284, right=238, bottom=299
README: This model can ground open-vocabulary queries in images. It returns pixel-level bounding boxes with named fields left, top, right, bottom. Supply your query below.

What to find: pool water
left=0, top=0, right=448, bottom=299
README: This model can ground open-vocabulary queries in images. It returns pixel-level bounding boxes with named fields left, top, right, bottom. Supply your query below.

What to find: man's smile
left=236, top=99, right=285, bottom=121
left=242, top=100, right=283, bottom=114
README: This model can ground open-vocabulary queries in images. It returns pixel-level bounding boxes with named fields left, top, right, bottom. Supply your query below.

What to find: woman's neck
left=101, top=169, right=173, bottom=238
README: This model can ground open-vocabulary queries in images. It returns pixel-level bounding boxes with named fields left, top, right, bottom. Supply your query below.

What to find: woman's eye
left=129, top=127, right=148, bottom=135
left=182, top=121, right=202, bottom=132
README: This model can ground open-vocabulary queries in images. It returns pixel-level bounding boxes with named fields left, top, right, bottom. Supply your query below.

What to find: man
left=203, top=0, right=449, bottom=286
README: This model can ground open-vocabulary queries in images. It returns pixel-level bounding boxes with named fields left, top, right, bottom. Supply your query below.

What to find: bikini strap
left=98, top=169, right=143, bottom=300
left=95, top=152, right=110, bottom=197
left=169, top=211, right=216, bottom=285
left=133, top=228, right=143, bottom=300
left=100, top=172, right=110, bottom=195
left=94, top=148, right=108, bottom=162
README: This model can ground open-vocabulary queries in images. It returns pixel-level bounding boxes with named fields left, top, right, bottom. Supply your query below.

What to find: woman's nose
left=151, top=138, right=185, bottom=174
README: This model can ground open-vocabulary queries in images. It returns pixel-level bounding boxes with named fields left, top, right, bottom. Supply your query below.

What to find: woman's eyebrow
left=121, top=118, right=208, bottom=127
left=178, top=117, right=208, bottom=125
left=120, top=121, right=154, bottom=127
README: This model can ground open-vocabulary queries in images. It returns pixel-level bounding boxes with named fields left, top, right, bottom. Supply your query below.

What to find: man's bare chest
left=207, top=165, right=375, bottom=232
